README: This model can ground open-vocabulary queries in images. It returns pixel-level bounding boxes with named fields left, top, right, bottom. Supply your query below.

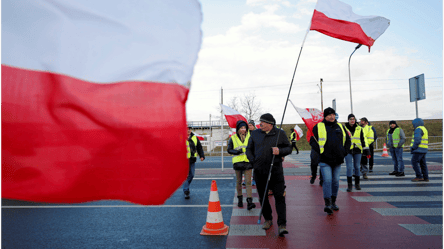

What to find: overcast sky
left=186, top=0, right=443, bottom=124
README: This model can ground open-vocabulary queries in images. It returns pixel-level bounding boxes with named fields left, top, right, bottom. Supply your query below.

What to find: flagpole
left=257, top=28, right=310, bottom=225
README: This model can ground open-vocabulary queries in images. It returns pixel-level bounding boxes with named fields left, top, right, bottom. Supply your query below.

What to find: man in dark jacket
left=183, top=126, right=205, bottom=199
left=410, top=118, right=429, bottom=182
left=310, top=108, right=351, bottom=215
left=246, top=113, right=292, bottom=237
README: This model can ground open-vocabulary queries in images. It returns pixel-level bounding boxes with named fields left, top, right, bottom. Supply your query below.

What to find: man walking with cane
left=246, top=113, right=292, bottom=237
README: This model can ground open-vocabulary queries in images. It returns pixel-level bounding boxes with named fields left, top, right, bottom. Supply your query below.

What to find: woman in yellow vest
left=227, top=120, right=256, bottom=210
left=410, top=118, right=429, bottom=182
left=344, top=114, right=369, bottom=192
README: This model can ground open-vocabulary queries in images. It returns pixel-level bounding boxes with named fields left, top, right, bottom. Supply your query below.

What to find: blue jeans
left=183, top=161, right=195, bottom=192
left=319, top=163, right=341, bottom=198
left=389, top=147, right=405, bottom=172
left=412, top=153, right=428, bottom=179
left=345, top=153, right=361, bottom=177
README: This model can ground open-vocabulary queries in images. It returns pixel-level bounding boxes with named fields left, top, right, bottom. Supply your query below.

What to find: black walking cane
left=256, top=40, right=307, bottom=225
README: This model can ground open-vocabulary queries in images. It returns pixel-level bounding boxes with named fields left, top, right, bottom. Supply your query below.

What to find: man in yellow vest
left=410, top=118, right=429, bottom=182
left=359, top=117, right=374, bottom=179
left=386, top=120, right=406, bottom=176
left=290, top=129, right=299, bottom=154
left=310, top=108, right=351, bottom=215
left=183, top=125, right=205, bottom=199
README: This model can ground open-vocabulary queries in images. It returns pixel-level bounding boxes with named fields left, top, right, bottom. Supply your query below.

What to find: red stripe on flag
left=224, top=114, right=247, bottom=128
left=310, top=10, right=374, bottom=47
left=2, top=65, right=189, bottom=205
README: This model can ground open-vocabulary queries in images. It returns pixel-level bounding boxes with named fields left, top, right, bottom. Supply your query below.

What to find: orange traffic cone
left=381, top=143, right=389, bottom=157
left=200, top=180, right=229, bottom=236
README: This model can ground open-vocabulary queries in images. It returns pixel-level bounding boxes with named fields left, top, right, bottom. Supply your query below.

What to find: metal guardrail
left=374, top=136, right=442, bottom=151
left=187, top=120, right=229, bottom=128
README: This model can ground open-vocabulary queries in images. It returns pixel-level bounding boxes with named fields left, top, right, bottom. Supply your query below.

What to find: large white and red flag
left=2, top=0, right=202, bottom=205
left=220, top=104, right=247, bottom=129
left=289, top=100, right=324, bottom=142
left=294, top=125, right=304, bottom=141
left=310, top=0, right=390, bottom=50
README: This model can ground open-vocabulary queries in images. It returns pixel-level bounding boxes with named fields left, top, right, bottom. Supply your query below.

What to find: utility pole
left=220, top=87, right=224, bottom=171
left=317, top=78, right=324, bottom=110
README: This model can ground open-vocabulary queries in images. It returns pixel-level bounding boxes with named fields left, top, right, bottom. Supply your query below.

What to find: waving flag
left=289, top=100, right=323, bottom=142
left=220, top=104, right=247, bottom=128
left=294, top=125, right=304, bottom=141
left=310, top=0, right=390, bottom=50
left=2, top=0, right=202, bottom=205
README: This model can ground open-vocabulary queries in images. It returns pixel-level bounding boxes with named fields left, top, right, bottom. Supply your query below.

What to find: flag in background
left=220, top=104, right=248, bottom=128
left=310, top=0, right=390, bottom=50
left=2, top=0, right=202, bottom=205
left=289, top=100, right=324, bottom=142
left=294, top=125, right=304, bottom=141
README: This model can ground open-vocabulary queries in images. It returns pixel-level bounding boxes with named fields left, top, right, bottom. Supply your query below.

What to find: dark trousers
left=412, top=153, right=428, bottom=179
left=310, top=149, right=322, bottom=180
left=292, top=142, right=299, bottom=153
left=369, top=144, right=374, bottom=167
left=254, top=169, right=287, bottom=226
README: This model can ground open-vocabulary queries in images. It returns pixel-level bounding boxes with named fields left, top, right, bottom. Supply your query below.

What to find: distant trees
left=228, top=93, right=262, bottom=121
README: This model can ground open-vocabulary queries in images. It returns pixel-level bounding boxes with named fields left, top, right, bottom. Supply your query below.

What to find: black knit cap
left=389, top=120, right=397, bottom=125
left=260, top=113, right=276, bottom=125
left=348, top=114, right=356, bottom=120
left=360, top=117, right=368, bottom=123
left=323, top=107, right=336, bottom=118
left=249, top=120, right=255, bottom=126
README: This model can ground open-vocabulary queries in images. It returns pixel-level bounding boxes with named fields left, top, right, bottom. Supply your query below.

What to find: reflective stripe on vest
left=410, top=126, right=428, bottom=148
left=345, top=126, right=363, bottom=152
left=363, top=125, right=374, bottom=144
left=317, top=122, right=346, bottom=154
left=231, top=132, right=250, bottom=164
left=186, top=140, right=191, bottom=159
left=190, top=135, right=198, bottom=158
left=386, top=127, right=404, bottom=148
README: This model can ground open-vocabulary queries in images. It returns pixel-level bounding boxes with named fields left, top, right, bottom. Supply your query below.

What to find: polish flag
left=294, top=125, right=304, bottom=141
left=310, top=0, right=390, bottom=50
left=2, top=0, right=202, bottom=205
left=220, top=104, right=247, bottom=129
left=289, top=100, right=324, bottom=142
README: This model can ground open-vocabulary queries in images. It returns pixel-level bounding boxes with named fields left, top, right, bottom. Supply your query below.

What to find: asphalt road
left=2, top=150, right=442, bottom=248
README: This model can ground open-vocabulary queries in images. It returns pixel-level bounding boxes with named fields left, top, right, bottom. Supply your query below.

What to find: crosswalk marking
left=352, top=196, right=442, bottom=202
left=399, top=224, right=443, bottom=236
left=341, top=187, right=442, bottom=192
left=340, top=174, right=443, bottom=179
left=342, top=180, right=442, bottom=185
left=228, top=225, right=266, bottom=236
left=372, top=208, right=442, bottom=216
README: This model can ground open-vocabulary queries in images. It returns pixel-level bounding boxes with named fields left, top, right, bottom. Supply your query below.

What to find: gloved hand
left=234, top=149, right=243, bottom=155
left=366, top=155, right=371, bottom=159
left=363, top=149, right=370, bottom=156
left=396, top=145, right=402, bottom=149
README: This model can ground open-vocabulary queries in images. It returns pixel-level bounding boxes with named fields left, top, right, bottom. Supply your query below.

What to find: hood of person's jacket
left=412, top=118, right=424, bottom=129
left=235, top=120, right=248, bottom=134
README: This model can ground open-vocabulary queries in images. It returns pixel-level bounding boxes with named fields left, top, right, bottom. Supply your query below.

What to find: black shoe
left=247, top=197, right=256, bottom=210
left=331, top=196, right=339, bottom=211
left=319, top=180, right=323, bottom=187
left=396, top=172, right=405, bottom=177
left=369, top=166, right=373, bottom=173
left=237, top=195, right=243, bottom=208
left=354, top=176, right=361, bottom=190
left=346, top=177, right=353, bottom=192
left=184, top=191, right=190, bottom=199
left=389, top=171, right=398, bottom=175
left=324, top=198, right=333, bottom=215
left=278, top=225, right=289, bottom=237
left=310, top=176, right=315, bottom=184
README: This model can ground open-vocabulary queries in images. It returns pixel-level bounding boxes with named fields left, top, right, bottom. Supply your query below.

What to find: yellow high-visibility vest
left=317, top=122, right=346, bottom=154
left=186, top=140, right=191, bottom=159
left=362, top=125, right=374, bottom=144
left=189, top=135, right=198, bottom=158
left=410, top=126, right=428, bottom=148
left=231, top=132, right=250, bottom=164
left=386, top=127, right=404, bottom=148
left=345, top=126, right=366, bottom=152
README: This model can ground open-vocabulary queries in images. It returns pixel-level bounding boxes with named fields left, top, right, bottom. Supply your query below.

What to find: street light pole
left=348, top=44, right=362, bottom=114
left=317, top=78, right=324, bottom=111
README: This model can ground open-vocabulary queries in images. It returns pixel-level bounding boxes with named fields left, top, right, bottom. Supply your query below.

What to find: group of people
left=183, top=109, right=430, bottom=236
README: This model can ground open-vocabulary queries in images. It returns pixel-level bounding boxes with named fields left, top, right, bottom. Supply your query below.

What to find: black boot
left=331, top=196, right=339, bottom=211
left=324, top=198, right=333, bottom=215
left=247, top=197, right=256, bottom=210
left=310, top=175, right=316, bottom=184
left=355, top=176, right=361, bottom=190
left=346, top=177, right=353, bottom=192
left=237, top=195, right=243, bottom=208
